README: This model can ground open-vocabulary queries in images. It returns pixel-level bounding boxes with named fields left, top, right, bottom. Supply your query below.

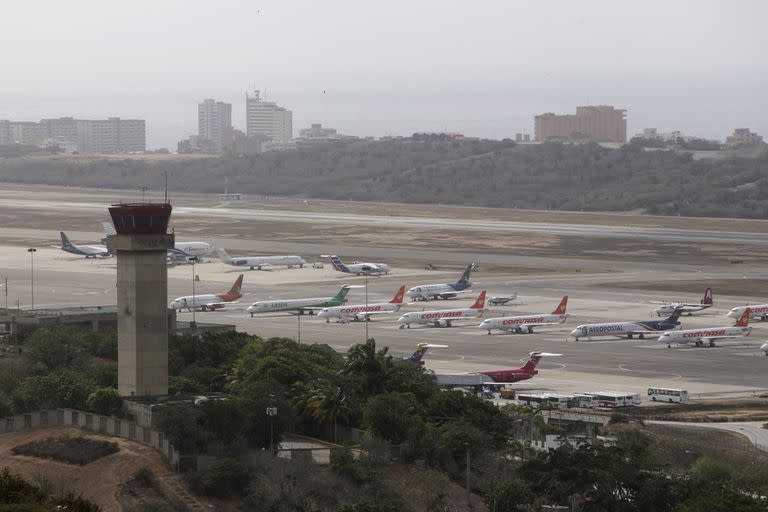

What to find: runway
left=1, top=197, right=767, bottom=246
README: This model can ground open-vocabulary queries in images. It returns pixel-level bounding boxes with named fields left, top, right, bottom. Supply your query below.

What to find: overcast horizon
left=2, top=0, right=766, bottom=149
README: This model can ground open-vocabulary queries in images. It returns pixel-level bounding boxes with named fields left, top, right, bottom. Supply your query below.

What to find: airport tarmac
left=1, top=242, right=766, bottom=401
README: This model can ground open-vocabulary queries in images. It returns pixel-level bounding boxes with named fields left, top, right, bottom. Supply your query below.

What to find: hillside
left=1, top=140, right=767, bottom=218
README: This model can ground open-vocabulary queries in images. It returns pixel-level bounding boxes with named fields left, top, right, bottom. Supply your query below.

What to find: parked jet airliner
left=246, top=286, right=351, bottom=316
left=727, top=304, right=768, bottom=322
left=652, top=288, right=713, bottom=316
left=103, top=222, right=213, bottom=257
left=397, top=291, right=487, bottom=328
left=433, top=352, right=561, bottom=386
left=328, top=255, right=391, bottom=276
left=406, top=263, right=474, bottom=301
left=318, top=286, right=405, bottom=322
left=169, top=275, right=244, bottom=311
left=569, top=309, right=682, bottom=341
left=218, top=249, right=306, bottom=270
left=59, top=232, right=111, bottom=258
left=658, top=309, right=752, bottom=348
left=479, top=296, right=569, bottom=334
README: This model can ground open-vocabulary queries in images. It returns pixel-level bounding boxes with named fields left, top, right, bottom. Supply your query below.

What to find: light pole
left=364, top=274, right=369, bottom=342
left=27, top=248, right=36, bottom=310
left=190, top=256, right=199, bottom=328
left=266, top=406, right=278, bottom=455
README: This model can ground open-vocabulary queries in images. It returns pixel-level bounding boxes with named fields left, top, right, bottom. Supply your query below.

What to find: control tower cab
left=106, top=203, right=175, bottom=397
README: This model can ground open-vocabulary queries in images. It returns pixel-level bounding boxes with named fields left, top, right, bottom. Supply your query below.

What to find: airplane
left=217, top=248, right=307, bottom=270
left=433, top=352, right=561, bottom=386
left=727, top=304, right=768, bottom=322
left=246, top=286, right=351, bottom=316
left=761, top=342, right=768, bottom=356
left=103, top=222, right=213, bottom=257
left=569, top=309, right=682, bottom=341
left=479, top=296, right=569, bottom=334
left=651, top=287, right=713, bottom=317
left=405, top=263, right=474, bottom=301
left=658, top=308, right=752, bottom=348
left=317, top=286, right=405, bottom=323
left=397, top=291, right=487, bottom=328
left=405, top=343, right=448, bottom=365
left=59, top=232, right=111, bottom=258
left=168, top=274, right=243, bottom=311
left=488, top=293, right=518, bottom=306
left=328, top=255, right=392, bottom=276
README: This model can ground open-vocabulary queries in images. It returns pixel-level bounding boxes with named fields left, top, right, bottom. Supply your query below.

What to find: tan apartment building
left=535, top=106, right=627, bottom=143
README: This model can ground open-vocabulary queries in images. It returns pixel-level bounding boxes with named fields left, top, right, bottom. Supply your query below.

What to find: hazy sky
left=1, top=0, right=766, bottom=148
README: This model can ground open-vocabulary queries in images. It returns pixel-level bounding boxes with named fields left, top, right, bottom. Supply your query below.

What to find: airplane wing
left=437, top=290, right=470, bottom=300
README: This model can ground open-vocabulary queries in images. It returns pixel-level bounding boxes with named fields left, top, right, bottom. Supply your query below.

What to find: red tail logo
left=735, top=307, right=751, bottom=327
left=470, top=291, right=487, bottom=309
left=521, top=353, right=543, bottom=373
left=390, top=286, right=405, bottom=304
left=701, top=287, right=713, bottom=305
left=220, top=274, right=244, bottom=301
left=552, top=296, right=568, bottom=315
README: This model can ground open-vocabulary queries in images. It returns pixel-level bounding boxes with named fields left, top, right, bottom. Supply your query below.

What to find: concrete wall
left=0, top=409, right=179, bottom=469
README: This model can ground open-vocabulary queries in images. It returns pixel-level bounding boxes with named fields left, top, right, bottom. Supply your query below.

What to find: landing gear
left=487, top=330, right=492, bottom=335
left=639, top=333, right=645, bottom=340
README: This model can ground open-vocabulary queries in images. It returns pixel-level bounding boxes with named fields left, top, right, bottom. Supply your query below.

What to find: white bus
left=517, top=393, right=571, bottom=410
left=647, top=387, right=689, bottom=403
left=584, top=391, right=641, bottom=408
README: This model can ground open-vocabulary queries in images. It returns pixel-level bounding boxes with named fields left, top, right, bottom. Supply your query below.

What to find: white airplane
left=397, top=291, right=487, bottom=328
left=406, top=263, right=474, bottom=301
left=102, top=222, right=213, bottom=257
left=59, top=232, right=111, bottom=258
left=328, top=255, right=391, bottom=276
left=658, top=309, right=752, bottom=348
left=479, top=296, right=569, bottom=334
left=318, top=286, right=405, bottom=323
left=488, top=293, right=518, bottom=306
left=651, top=288, right=713, bottom=317
left=569, top=310, right=683, bottom=341
left=168, top=275, right=243, bottom=311
left=218, top=248, right=306, bottom=270
left=727, top=304, right=768, bottom=322
left=761, top=341, right=768, bottom=356
left=246, top=286, right=351, bottom=316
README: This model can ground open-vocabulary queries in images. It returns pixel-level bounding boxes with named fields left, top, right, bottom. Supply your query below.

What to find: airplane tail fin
left=60, top=231, right=72, bottom=247
left=407, top=343, right=430, bottom=364
left=552, top=296, right=568, bottom=315
left=454, top=263, right=474, bottom=287
left=329, top=255, right=350, bottom=273
left=470, top=290, right=487, bottom=309
left=735, top=307, right=751, bottom=327
left=666, top=307, right=683, bottom=323
left=701, top=287, right=713, bottom=305
left=333, top=285, right=352, bottom=301
left=520, top=352, right=543, bottom=373
left=390, top=286, right=406, bottom=304
left=216, top=248, right=233, bottom=263
left=225, top=274, right=244, bottom=299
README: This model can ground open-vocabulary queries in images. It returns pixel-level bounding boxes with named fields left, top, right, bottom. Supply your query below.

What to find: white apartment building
left=246, top=90, right=292, bottom=142
left=198, top=99, right=232, bottom=153
left=77, top=118, right=145, bottom=153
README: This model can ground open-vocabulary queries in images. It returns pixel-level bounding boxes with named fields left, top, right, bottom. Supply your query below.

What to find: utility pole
left=27, top=248, right=36, bottom=310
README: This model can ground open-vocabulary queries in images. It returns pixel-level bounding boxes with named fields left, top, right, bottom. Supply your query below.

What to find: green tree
left=22, top=328, right=90, bottom=370
left=362, top=392, right=416, bottom=443
left=199, top=458, right=252, bottom=499
left=86, top=387, right=123, bottom=416
left=342, top=339, right=394, bottom=395
left=485, top=479, right=534, bottom=512
left=304, top=381, right=351, bottom=442
left=11, top=369, right=96, bottom=412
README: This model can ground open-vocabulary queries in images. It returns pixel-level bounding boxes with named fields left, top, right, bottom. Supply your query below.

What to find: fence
left=0, top=408, right=180, bottom=469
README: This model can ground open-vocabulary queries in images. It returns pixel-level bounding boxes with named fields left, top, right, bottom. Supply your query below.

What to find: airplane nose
left=569, top=329, right=582, bottom=337
left=397, top=315, right=407, bottom=323
left=726, top=310, right=738, bottom=318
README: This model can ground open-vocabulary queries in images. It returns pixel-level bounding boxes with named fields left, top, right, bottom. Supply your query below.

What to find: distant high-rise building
left=535, top=106, right=627, bottom=143
left=9, top=121, right=47, bottom=145
left=0, top=120, right=10, bottom=145
left=725, top=128, right=763, bottom=148
left=246, top=90, right=292, bottom=142
left=299, top=123, right=338, bottom=139
left=77, top=118, right=145, bottom=154
left=198, top=99, right=232, bottom=153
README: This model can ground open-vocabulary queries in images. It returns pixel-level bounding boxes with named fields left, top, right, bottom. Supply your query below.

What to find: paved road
left=648, top=421, right=768, bottom=453
left=0, top=198, right=767, bottom=245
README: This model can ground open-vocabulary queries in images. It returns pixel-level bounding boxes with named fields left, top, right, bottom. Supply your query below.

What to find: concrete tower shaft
left=107, top=204, right=174, bottom=397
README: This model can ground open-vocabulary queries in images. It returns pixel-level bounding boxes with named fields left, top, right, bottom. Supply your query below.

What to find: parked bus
left=584, top=391, right=641, bottom=408
left=647, top=387, right=689, bottom=403
left=517, top=393, right=570, bottom=410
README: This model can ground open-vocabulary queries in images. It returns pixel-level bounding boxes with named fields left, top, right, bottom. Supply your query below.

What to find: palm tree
left=304, top=381, right=351, bottom=442
left=342, top=338, right=394, bottom=395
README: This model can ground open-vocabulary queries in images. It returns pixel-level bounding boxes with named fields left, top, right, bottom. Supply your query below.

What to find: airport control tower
left=107, top=203, right=175, bottom=397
